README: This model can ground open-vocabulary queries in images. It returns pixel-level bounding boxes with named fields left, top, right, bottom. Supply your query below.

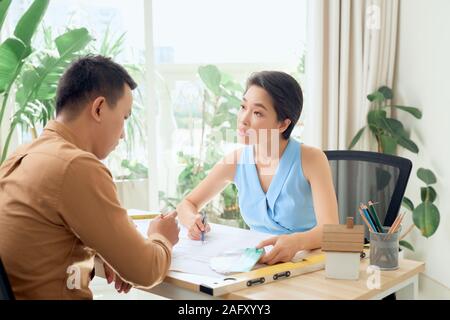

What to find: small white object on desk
left=322, top=217, right=365, bottom=280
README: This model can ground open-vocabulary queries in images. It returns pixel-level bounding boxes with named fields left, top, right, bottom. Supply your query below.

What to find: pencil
left=367, top=201, right=384, bottom=232
left=389, top=212, right=405, bottom=234
left=359, top=209, right=374, bottom=232
left=360, top=205, right=377, bottom=232
left=387, top=212, right=406, bottom=240
left=392, top=212, right=406, bottom=234
left=363, top=204, right=382, bottom=233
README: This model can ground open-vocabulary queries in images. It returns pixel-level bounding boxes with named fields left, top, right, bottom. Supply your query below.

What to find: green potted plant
left=349, top=86, right=441, bottom=251
left=400, top=168, right=440, bottom=251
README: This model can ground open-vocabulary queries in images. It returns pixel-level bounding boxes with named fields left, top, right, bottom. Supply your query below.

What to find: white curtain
left=304, top=0, right=399, bottom=151
left=304, top=0, right=400, bottom=223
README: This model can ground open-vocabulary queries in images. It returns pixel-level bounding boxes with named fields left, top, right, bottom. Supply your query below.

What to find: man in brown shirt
left=0, top=55, right=179, bottom=299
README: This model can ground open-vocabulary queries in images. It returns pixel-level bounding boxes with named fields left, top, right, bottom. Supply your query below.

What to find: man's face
left=93, top=84, right=133, bottom=160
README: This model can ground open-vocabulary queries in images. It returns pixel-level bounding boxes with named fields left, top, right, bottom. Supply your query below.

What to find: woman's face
left=237, top=85, right=290, bottom=145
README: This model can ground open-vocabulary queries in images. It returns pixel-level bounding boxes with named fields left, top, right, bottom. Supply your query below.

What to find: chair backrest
left=324, top=150, right=412, bottom=239
left=0, top=257, right=15, bottom=300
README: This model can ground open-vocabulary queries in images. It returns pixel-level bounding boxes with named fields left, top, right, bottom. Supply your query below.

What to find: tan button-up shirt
left=0, top=120, right=172, bottom=299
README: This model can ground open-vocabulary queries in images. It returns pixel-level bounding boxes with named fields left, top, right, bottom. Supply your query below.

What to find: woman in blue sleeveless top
left=178, top=71, right=338, bottom=265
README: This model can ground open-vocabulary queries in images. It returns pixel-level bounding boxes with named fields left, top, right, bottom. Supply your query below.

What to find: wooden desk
left=98, top=215, right=425, bottom=300
left=142, top=254, right=424, bottom=300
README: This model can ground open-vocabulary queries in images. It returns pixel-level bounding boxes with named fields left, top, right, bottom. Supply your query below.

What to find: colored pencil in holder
left=358, top=209, right=374, bottom=232
left=387, top=212, right=405, bottom=240
left=389, top=212, right=405, bottom=234
left=367, top=201, right=385, bottom=233
left=363, top=205, right=382, bottom=233
left=360, top=204, right=379, bottom=233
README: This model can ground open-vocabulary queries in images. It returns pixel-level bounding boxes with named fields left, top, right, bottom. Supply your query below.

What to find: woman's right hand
left=187, top=213, right=211, bottom=240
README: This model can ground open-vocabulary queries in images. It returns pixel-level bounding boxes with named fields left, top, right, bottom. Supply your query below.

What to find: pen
left=201, top=211, right=207, bottom=244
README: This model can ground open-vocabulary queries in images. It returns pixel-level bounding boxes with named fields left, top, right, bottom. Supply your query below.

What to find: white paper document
left=133, top=219, right=307, bottom=279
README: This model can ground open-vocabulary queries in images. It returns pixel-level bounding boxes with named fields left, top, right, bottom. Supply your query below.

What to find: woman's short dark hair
left=246, top=71, right=303, bottom=140
left=56, top=55, right=137, bottom=118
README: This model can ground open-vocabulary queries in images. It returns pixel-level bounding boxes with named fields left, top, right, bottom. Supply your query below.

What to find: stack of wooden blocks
left=322, top=217, right=365, bottom=280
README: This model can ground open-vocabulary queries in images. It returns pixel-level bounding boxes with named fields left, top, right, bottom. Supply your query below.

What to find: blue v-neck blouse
left=234, top=138, right=317, bottom=235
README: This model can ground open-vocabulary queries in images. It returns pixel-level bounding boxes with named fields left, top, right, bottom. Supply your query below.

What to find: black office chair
left=324, top=150, right=412, bottom=240
left=0, top=257, right=15, bottom=300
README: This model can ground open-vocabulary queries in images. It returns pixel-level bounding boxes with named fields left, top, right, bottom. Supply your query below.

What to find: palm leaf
left=55, top=27, right=92, bottom=57
left=0, top=0, right=12, bottom=31
left=0, top=38, right=27, bottom=93
left=16, top=28, right=93, bottom=113
left=14, top=0, right=49, bottom=45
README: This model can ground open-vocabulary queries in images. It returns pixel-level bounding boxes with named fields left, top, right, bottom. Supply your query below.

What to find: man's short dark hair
left=56, top=55, right=137, bottom=118
left=246, top=71, right=303, bottom=140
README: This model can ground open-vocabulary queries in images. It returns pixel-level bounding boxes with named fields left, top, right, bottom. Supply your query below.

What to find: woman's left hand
left=256, top=234, right=300, bottom=265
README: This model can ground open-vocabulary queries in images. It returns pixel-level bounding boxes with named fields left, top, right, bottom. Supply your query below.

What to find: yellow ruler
left=128, top=209, right=160, bottom=220
left=199, top=252, right=325, bottom=296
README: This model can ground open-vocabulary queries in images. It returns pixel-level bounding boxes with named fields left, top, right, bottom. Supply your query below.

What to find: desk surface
left=123, top=214, right=425, bottom=300
left=225, top=257, right=424, bottom=300
left=95, top=246, right=424, bottom=300
left=152, top=254, right=425, bottom=300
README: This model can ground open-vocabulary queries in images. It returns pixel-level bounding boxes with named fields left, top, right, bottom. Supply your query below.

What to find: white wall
left=394, top=0, right=450, bottom=294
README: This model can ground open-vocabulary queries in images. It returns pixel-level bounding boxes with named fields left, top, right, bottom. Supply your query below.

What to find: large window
left=7, top=0, right=148, bottom=180
left=153, top=0, right=306, bottom=64
left=151, top=0, right=307, bottom=225
left=3, top=0, right=307, bottom=226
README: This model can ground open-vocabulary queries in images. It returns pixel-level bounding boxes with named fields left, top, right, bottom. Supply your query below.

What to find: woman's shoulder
left=221, top=147, right=245, bottom=165
left=300, top=144, right=327, bottom=160
left=214, top=147, right=246, bottom=182
left=300, top=143, right=329, bottom=179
